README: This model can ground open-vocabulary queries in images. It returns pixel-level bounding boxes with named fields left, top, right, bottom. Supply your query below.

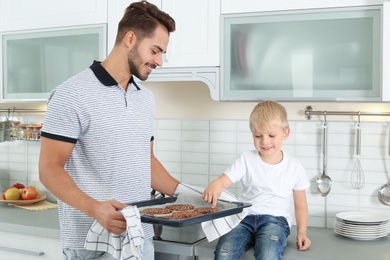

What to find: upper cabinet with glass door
left=2, top=25, right=106, bottom=101
left=221, top=0, right=388, bottom=14
left=220, top=3, right=390, bottom=101
left=0, top=0, right=107, bottom=101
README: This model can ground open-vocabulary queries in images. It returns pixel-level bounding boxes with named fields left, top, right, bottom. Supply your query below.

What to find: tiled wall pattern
left=1, top=117, right=389, bottom=232
left=153, top=119, right=390, bottom=231
left=0, top=115, right=44, bottom=193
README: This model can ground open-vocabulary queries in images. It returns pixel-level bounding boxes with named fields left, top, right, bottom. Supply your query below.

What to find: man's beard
left=127, top=45, right=148, bottom=81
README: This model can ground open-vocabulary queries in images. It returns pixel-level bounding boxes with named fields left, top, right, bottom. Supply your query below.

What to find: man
left=39, top=1, right=180, bottom=259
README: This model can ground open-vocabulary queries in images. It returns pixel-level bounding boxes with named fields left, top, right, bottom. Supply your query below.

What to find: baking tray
left=129, top=197, right=251, bottom=227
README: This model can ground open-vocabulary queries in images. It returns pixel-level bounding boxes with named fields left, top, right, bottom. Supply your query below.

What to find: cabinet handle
left=0, top=245, right=44, bottom=256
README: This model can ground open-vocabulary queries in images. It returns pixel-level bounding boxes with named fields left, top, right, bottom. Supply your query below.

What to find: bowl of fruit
left=1, top=182, right=46, bottom=206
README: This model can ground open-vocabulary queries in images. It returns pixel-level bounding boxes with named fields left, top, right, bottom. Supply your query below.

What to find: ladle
left=316, top=119, right=332, bottom=196
left=378, top=124, right=390, bottom=206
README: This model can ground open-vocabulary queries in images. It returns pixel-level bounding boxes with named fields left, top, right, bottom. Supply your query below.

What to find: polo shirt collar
left=90, top=60, right=140, bottom=90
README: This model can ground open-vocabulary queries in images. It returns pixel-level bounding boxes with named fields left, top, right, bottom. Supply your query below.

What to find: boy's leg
left=214, top=215, right=255, bottom=260
left=253, top=215, right=290, bottom=260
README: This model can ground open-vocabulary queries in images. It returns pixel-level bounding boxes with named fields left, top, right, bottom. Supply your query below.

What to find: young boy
left=203, top=100, right=311, bottom=260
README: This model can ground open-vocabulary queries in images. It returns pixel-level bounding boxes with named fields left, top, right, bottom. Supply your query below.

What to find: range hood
left=147, top=67, right=220, bottom=101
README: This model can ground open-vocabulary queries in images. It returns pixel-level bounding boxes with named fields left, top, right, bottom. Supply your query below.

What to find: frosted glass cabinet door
left=221, top=7, right=382, bottom=101
left=2, top=25, right=106, bottom=100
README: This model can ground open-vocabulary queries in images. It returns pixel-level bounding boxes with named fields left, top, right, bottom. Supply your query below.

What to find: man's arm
left=39, top=137, right=127, bottom=234
left=150, top=141, right=180, bottom=197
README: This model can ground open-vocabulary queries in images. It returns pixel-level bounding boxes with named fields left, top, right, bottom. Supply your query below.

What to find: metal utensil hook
left=357, top=111, right=361, bottom=127
left=6, top=108, right=11, bottom=120
left=323, top=111, right=327, bottom=127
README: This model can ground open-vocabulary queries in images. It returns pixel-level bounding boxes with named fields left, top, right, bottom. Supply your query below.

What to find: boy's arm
left=203, top=174, right=233, bottom=208
left=293, top=189, right=311, bottom=251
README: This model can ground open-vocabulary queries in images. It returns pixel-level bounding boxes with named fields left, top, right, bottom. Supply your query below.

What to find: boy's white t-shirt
left=224, top=150, right=310, bottom=226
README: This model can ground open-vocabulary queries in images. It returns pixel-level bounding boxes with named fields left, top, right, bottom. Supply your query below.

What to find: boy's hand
left=296, top=233, right=311, bottom=251
left=203, top=179, right=224, bottom=208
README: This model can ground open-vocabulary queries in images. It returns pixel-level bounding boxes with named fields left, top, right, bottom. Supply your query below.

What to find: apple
left=33, top=185, right=42, bottom=198
left=12, top=182, right=25, bottom=189
left=21, top=186, right=39, bottom=200
left=4, top=187, right=21, bottom=200
left=2, top=188, right=8, bottom=200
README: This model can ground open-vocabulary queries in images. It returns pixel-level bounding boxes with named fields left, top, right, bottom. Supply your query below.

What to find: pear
left=4, top=187, right=21, bottom=200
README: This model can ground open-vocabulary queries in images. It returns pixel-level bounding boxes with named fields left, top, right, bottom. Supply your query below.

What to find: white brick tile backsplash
left=156, top=119, right=182, bottom=130
left=182, top=141, right=208, bottom=152
left=181, top=163, right=208, bottom=175
left=236, top=131, right=252, bottom=143
left=210, top=142, right=236, bottom=154
left=209, top=164, right=230, bottom=175
left=210, top=120, right=236, bottom=131
left=210, top=131, right=236, bottom=143
left=182, top=130, right=209, bottom=142
left=155, top=140, right=181, bottom=151
left=236, top=143, right=254, bottom=154
left=181, top=173, right=208, bottom=186
left=155, top=129, right=182, bottom=141
left=155, top=151, right=181, bottom=162
left=236, top=120, right=250, bottom=132
left=1, top=119, right=390, bottom=231
left=182, top=120, right=209, bottom=130
left=161, top=161, right=181, bottom=173
left=209, top=153, right=237, bottom=165
left=8, top=141, right=26, bottom=154
left=182, top=152, right=209, bottom=164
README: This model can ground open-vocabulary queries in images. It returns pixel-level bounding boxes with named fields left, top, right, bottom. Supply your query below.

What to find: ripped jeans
left=214, top=215, right=290, bottom=260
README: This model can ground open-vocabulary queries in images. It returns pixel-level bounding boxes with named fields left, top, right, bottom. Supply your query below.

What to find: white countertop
left=0, top=203, right=60, bottom=238
left=193, top=226, right=390, bottom=260
left=1, top=204, right=389, bottom=260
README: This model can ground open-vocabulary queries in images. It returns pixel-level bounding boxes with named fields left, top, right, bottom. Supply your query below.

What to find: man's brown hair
left=115, top=0, right=176, bottom=45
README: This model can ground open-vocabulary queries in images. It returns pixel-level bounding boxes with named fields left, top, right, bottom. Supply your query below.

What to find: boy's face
left=252, top=123, right=290, bottom=163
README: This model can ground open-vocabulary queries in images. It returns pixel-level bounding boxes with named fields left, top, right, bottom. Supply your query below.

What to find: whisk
left=351, top=120, right=365, bottom=189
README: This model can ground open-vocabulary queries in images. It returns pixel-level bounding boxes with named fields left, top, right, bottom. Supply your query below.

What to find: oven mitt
left=84, top=205, right=144, bottom=260
left=174, top=183, right=248, bottom=242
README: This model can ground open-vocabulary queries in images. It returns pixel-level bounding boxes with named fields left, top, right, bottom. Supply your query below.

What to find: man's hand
left=93, top=200, right=128, bottom=235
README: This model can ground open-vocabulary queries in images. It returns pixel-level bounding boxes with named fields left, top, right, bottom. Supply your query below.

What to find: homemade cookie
left=165, top=204, right=195, bottom=211
left=140, top=207, right=173, bottom=215
left=194, top=207, right=219, bottom=214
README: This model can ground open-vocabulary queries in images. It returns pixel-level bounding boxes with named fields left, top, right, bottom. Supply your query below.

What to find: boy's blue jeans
left=215, top=214, right=290, bottom=260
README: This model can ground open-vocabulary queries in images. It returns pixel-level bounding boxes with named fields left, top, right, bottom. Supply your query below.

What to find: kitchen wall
left=0, top=115, right=44, bottom=195
left=1, top=81, right=390, bottom=232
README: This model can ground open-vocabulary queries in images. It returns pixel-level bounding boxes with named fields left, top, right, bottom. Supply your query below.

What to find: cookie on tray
left=165, top=204, right=195, bottom=211
left=194, top=207, right=219, bottom=214
left=140, top=207, right=173, bottom=215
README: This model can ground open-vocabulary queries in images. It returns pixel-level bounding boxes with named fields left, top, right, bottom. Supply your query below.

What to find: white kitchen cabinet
left=1, top=25, right=106, bottom=101
left=0, top=0, right=108, bottom=32
left=221, top=0, right=388, bottom=14
left=107, top=0, right=220, bottom=68
left=0, top=231, right=61, bottom=259
left=220, top=2, right=390, bottom=101
left=161, top=0, right=220, bottom=68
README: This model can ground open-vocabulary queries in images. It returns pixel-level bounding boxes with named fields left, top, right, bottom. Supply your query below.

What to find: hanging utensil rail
left=305, top=106, right=390, bottom=120
left=0, top=108, right=46, bottom=115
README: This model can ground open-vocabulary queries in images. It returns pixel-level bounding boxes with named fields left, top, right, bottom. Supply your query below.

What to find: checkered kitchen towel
left=84, top=206, right=144, bottom=260
left=175, top=183, right=248, bottom=242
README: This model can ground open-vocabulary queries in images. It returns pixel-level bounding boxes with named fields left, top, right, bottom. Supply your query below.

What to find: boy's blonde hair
left=249, top=100, right=289, bottom=132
